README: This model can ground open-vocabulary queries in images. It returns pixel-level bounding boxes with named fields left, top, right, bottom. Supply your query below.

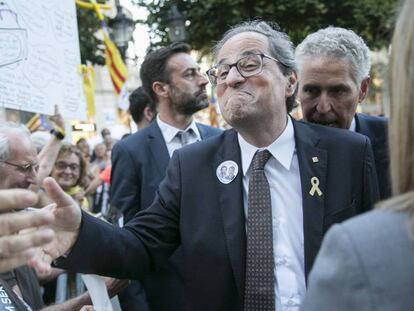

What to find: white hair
left=0, top=122, right=31, bottom=166
left=296, top=27, right=371, bottom=83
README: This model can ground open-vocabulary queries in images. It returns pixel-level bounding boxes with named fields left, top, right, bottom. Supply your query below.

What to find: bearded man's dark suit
left=59, top=119, right=379, bottom=311
left=355, top=113, right=390, bottom=199
left=110, top=120, right=221, bottom=311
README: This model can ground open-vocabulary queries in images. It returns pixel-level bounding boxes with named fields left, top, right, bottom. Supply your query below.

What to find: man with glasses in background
left=0, top=123, right=50, bottom=310
left=46, top=21, right=379, bottom=311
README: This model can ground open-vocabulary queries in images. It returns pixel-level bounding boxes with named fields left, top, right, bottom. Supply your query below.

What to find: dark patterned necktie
left=244, top=149, right=275, bottom=311
left=176, top=129, right=194, bottom=146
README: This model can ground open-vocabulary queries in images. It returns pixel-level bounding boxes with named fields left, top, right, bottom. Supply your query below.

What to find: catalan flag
left=26, top=114, right=52, bottom=133
left=102, top=22, right=127, bottom=95
left=209, top=94, right=218, bottom=127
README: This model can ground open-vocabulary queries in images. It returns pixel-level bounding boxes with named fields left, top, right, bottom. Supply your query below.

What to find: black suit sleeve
left=111, top=142, right=142, bottom=221
left=362, top=137, right=380, bottom=212
left=57, top=152, right=183, bottom=280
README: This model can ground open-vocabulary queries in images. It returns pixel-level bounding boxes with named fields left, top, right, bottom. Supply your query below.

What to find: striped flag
left=26, top=114, right=52, bottom=133
left=209, top=94, right=218, bottom=127
left=102, top=23, right=128, bottom=95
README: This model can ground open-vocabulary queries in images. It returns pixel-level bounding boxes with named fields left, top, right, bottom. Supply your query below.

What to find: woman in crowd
left=301, top=1, right=414, bottom=310
left=50, top=143, right=89, bottom=209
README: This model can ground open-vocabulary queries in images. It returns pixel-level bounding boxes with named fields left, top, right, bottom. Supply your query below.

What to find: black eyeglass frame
left=206, top=53, right=285, bottom=86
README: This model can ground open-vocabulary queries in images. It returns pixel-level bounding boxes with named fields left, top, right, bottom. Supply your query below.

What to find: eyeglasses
left=55, top=161, right=80, bottom=172
left=206, top=53, right=283, bottom=86
left=3, top=161, right=39, bottom=175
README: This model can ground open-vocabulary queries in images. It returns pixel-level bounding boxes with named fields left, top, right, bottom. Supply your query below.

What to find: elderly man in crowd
left=0, top=123, right=125, bottom=310
left=41, top=21, right=378, bottom=311
left=296, top=27, right=390, bottom=200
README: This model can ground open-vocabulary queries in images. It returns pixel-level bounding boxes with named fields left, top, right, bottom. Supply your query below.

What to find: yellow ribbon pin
left=309, top=177, right=323, bottom=196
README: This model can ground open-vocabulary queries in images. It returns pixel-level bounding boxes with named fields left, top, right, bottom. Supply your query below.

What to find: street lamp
left=108, top=1, right=135, bottom=60
left=166, top=2, right=186, bottom=42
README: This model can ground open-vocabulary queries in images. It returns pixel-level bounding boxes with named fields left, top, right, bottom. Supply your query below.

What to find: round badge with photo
left=216, top=160, right=239, bottom=184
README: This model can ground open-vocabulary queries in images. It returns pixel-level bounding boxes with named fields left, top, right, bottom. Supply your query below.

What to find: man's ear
left=286, top=71, right=298, bottom=97
left=358, top=76, right=371, bottom=102
left=152, top=81, right=169, bottom=99
left=144, top=106, right=155, bottom=122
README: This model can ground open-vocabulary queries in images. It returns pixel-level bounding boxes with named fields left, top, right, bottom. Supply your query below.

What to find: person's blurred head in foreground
left=381, top=0, right=414, bottom=225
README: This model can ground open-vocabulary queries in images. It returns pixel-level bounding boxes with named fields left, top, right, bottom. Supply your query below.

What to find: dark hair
left=213, top=20, right=298, bottom=112
left=140, top=42, right=191, bottom=102
left=101, top=128, right=110, bottom=138
left=129, top=86, right=156, bottom=124
left=76, top=137, right=87, bottom=145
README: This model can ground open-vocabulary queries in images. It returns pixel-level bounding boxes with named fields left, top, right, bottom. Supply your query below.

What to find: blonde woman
left=301, top=1, right=414, bottom=310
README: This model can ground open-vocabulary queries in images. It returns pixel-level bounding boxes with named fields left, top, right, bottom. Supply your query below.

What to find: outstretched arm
left=37, top=152, right=183, bottom=280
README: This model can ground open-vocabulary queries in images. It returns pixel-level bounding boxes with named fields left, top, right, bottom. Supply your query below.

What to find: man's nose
left=198, top=73, right=208, bottom=87
left=26, top=170, right=37, bottom=184
left=315, top=93, right=332, bottom=114
left=225, top=66, right=245, bottom=87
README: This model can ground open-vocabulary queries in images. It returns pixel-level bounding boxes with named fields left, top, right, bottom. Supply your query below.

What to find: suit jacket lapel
left=148, top=121, right=170, bottom=175
left=293, top=120, right=327, bottom=281
left=355, top=113, right=379, bottom=147
left=213, top=129, right=246, bottom=302
left=196, top=123, right=208, bottom=139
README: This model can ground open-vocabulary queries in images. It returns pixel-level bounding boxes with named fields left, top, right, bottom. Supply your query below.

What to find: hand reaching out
left=0, top=189, right=55, bottom=272
left=29, top=177, right=83, bottom=274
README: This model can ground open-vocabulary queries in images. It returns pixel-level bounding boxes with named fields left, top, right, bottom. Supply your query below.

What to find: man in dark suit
left=296, top=26, right=390, bottom=199
left=111, top=43, right=221, bottom=310
left=43, top=21, right=379, bottom=311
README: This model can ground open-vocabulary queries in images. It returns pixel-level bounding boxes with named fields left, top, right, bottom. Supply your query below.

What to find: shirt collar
left=156, top=114, right=201, bottom=143
left=238, top=116, right=296, bottom=176
left=349, top=116, right=356, bottom=132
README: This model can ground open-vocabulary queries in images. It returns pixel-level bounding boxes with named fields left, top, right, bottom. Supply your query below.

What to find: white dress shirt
left=349, top=117, right=356, bottom=132
left=156, top=115, right=201, bottom=157
left=238, top=117, right=305, bottom=311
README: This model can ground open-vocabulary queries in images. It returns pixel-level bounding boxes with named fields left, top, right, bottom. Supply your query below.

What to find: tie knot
left=251, top=150, right=271, bottom=171
left=176, top=129, right=194, bottom=146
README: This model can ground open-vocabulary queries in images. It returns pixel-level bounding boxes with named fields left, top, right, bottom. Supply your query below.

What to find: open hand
left=29, top=177, right=82, bottom=274
left=0, top=189, right=55, bottom=272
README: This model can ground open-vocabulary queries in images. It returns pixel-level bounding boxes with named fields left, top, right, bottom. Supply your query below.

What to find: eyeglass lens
left=209, top=54, right=263, bottom=85
left=55, top=162, right=80, bottom=171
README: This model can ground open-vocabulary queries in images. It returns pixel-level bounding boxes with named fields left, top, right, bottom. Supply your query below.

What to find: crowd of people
left=0, top=0, right=413, bottom=310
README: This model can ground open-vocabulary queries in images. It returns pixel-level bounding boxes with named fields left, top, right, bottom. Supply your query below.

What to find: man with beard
left=296, top=27, right=390, bottom=199
left=110, top=42, right=221, bottom=311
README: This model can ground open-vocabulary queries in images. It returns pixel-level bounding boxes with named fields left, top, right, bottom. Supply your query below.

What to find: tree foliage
left=132, top=0, right=398, bottom=57
left=77, top=1, right=106, bottom=65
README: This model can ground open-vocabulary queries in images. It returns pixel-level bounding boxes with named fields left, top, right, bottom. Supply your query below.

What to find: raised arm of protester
left=35, top=105, right=66, bottom=187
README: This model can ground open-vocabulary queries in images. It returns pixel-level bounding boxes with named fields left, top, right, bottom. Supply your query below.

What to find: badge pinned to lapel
left=216, top=160, right=238, bottom=184
left=309, top=176, right=323, bottom=197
